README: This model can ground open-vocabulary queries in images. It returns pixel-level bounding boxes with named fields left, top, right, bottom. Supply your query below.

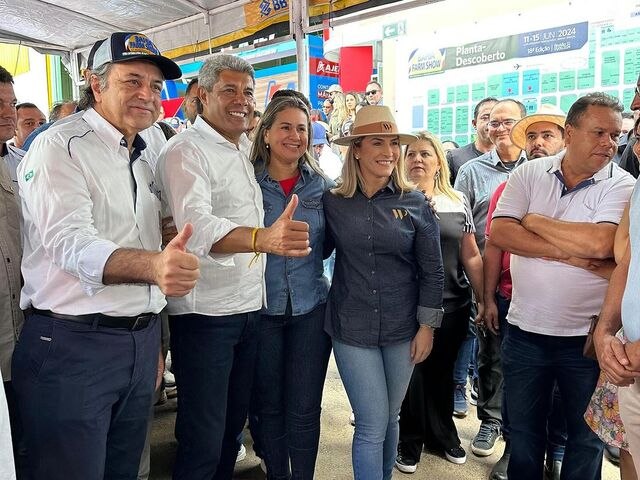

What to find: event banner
left=409, top=22, right=588, bottom=78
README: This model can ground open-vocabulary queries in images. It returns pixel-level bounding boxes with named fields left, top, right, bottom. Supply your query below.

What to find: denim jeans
left=332, top=339, right=414, bottom=480
left=253, top=304, right=332, bottom=480
left=12, top=313, right=160, bottom=480
left=452, top=314, right=477, bottom=386
left=503, top=324, right=603, bottom=480
left=170, top=312, right=259, bottom=480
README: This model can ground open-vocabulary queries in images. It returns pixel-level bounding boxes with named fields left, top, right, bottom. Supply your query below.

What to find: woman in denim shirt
left=250, top=95, right=334, bottom=479
left=324, top=106, right=444, bottom=480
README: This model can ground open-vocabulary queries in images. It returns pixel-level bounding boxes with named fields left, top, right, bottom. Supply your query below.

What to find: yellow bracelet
left=248, top=227, right=262, bottom=268
left=251, top=227, right=261, bottom=253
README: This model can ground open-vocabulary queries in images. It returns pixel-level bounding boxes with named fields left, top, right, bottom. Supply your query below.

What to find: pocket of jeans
left=14, top=320, right=56, bottom=379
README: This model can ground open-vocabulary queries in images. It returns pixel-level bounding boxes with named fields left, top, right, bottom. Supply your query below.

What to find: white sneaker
left=236, top=444, right=246, bottom=463
left=163, top=370, right=176, bottom=388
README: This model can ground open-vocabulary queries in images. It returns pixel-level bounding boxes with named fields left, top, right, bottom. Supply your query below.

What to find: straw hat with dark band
left=510, top=104, right=566, bottom=151
left=333, top=106, right=417, bottom=145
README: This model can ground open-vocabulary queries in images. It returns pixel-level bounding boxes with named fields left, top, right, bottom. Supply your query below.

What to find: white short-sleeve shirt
left=493, top=152, right=635, bottom=336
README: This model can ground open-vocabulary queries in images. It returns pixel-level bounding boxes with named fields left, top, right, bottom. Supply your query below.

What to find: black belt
left=27, top=308, right=155, bottom=331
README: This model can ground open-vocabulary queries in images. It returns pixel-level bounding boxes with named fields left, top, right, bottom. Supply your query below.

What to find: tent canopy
left=0, top=0, right=252, bottom=58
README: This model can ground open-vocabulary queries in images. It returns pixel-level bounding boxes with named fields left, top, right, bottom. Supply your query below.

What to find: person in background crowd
left=21, top=100, right=77, bottom=151
left=442, top=140, right=459, bottom=153
left=0, top=64, right=25, bottom=479
left=396, top=132, right=483, bottom=472
left=326, top=83, right=343, bottom=99
left=363, top=81, right=383, bottom=106
left=324, top=106, right=444, bottom=480
left=322, top=99, right=333, bottom=122
left=342, top=91, right=362, bottom=137
left=447, top=97, right=499, bottom=184
left=312, top=122, right=342, bottom=182
left=622, top=112, right=635, bottom=136
left=272, top=89, right=312, bottom=110
left=13, top=32, right=199, bottom=480
left=329, top=92, right=348, bottom=141
left=449, top=97, right=499, bottom=426
left=619, top=74, right=640, bottom=177
left=250, top=94, right=333, bottom=480
left=491, top=92, right=634, bottom=480
left=157, top=54, right=311, bottom=480
left=11, top=102, right=45, bottom=149
left=455, top=99, right=527, bottom=461
left=183, top=77, right=202, bottom=125
left=483, top=104, right=568, bottom=480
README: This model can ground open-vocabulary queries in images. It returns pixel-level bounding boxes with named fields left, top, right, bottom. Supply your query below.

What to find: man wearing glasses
left=364, top=80, right=383, bottom=106
left=454, top=99, right=527, bottom=465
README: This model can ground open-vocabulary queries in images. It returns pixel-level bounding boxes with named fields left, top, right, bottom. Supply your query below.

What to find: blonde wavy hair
left=332, top=136, right=414, bottom=198
left=407, top=131, right=459, bottom=202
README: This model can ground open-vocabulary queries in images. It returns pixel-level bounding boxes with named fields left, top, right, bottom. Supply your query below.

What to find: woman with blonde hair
left=328, top=92, right=348, bottom=141
left=323, top=106, right=444, bottom=480
left=395, top=131, right=484, bottom=472
left=341, top=92, right=362, bottom=137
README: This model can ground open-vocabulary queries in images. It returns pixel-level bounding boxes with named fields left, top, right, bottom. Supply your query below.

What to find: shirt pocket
left=0, top=176, right=20, bottom=232
left=301, top=199, right=324, bottom=246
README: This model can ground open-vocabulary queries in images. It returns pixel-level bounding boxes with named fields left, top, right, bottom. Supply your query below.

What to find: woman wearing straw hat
left=249, top=95, right=334, bottom=480
left=323, top=106, right=444, bottom=480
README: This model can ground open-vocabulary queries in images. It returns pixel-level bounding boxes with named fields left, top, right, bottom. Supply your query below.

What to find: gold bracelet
left=248, top=227, right=262, bottom=268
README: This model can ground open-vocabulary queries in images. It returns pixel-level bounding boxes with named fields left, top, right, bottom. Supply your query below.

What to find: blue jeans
left=503, top=324, right=603, bottom=480
left=332, top=339, right=414, bottom=480
left=170, top=312, right=258, bottom=480
left=452, top=315, right=477, bottom=386
left=12, top=313, right=160, bottom=480
left=253, top=304, right=332, bottom=480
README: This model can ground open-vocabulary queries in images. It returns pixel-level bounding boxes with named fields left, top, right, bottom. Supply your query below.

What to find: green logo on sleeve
left=24, top=170, right=34, bottom=182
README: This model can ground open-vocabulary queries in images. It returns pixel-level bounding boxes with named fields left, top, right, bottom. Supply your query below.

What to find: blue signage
left=518, top=22, right=588, bottom=58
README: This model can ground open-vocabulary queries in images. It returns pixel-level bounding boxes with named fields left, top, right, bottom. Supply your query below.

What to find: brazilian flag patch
left=24, top=170, right=34, bottom=182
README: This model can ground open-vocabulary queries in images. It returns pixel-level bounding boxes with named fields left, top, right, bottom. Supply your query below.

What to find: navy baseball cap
left=90, top=32, right=182, bottom=80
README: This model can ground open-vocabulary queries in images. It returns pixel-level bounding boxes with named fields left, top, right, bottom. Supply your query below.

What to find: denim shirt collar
left=255, top=160, right=314, bottom=189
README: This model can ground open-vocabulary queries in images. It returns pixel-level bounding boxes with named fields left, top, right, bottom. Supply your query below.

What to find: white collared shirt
left=157, top=115, right=265, bottom=316
left=18, top=108, right=166, bottom=316
left=493, top=152, right=635, bottom=336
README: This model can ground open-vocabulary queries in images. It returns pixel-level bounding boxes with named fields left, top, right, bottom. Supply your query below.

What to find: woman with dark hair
left=250, top=95, right=333, bottom=479
left=324, top=106, right=444, bottom=480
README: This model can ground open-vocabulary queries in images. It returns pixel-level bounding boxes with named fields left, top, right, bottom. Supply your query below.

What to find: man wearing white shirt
left=13, top=33, right=200, bottom=480
left=490, top=93, right=635, bottom=480
left=157, top=54, right=310, bottom=480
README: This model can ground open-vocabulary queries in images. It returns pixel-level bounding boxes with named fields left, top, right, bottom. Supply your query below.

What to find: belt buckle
left=131, top=316, right=144, bottom=331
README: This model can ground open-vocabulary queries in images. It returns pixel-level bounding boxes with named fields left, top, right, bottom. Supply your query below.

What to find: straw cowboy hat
left=510, top=104, right=566, bottom=150
left=333, top=105, right=417, bottom=146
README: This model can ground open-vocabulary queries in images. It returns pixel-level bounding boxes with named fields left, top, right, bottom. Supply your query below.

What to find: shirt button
left=368, top=252, right=373, bottom=257
left=371, top=270, right=375, bottom=275
left=367, top=235, right=371, bottom=240
left=374, top=308, right=378, bottom=313
left=372, top=289, right=377, bottom=294
left=367, top=216, right=371, bottom=221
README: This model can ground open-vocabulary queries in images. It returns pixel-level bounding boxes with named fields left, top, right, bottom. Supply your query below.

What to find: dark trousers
left=503, top=324, right=603, bottom=480
left=477, top=305, right=503, bottom=425
left=497, top=293, right=567, bottom=457
left=253, top=304, right=331, bottom=480
left=398, top=305, right=470, bottom=460
left=170, top=312, right=259, bottom=480
left=11, top=313, right=160, bottom=480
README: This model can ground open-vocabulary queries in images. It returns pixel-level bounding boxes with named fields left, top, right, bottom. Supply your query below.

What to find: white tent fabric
left=0, top=0, right=251, bottom=57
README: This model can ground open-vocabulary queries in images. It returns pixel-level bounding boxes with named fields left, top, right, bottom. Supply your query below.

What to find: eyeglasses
left=636, top=85, right=640, bottom=96
left=365, top=89, right=379, bottom=96
left=488, top=119, right=518, bottom=129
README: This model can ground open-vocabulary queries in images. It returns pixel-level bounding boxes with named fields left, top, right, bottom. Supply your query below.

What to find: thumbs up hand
left=154, top=223, right=200, bottom=297
left=256, top=194, right=311, bottom=257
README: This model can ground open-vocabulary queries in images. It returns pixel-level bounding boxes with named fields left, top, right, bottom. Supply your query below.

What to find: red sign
left=309, top=57, right=340, bottom=77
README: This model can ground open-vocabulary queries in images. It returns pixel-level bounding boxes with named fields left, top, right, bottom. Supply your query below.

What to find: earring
left=266, top=144, right=270, bottom=149
left=435, top=171, right=440, bottom=180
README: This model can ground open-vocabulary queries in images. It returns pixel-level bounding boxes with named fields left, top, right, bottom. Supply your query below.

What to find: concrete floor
left=149, top=355, right=620, bottom=479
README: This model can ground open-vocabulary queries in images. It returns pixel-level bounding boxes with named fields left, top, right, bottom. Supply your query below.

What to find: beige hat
left=510, top=104, right=566, bottom=150
left=326, top=84, right=343, bottom=93
left=333, top=106, right=417, bottom=146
